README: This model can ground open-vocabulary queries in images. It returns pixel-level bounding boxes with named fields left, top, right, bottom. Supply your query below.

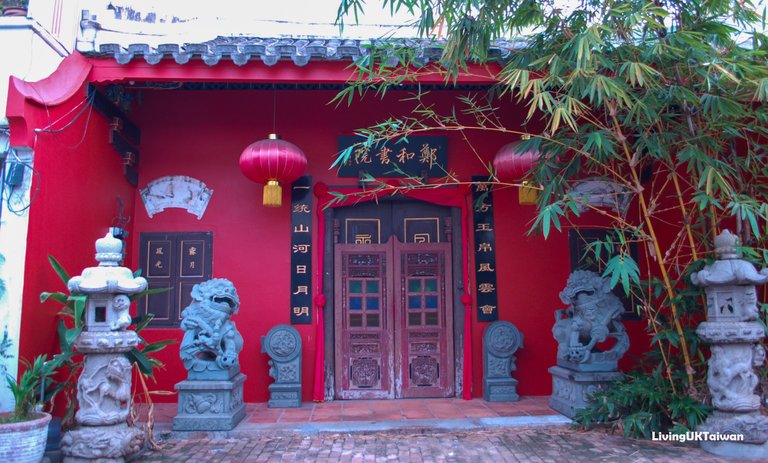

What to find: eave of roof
left=77, top=6, right=524, bottom=72
left=82, top=36, right=524, bottom=67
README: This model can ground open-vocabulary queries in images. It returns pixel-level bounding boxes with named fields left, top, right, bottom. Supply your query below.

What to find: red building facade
left=7, top=44, right=649, bottom=405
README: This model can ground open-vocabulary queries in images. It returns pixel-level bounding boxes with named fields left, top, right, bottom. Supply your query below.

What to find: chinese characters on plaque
left=336, top=136, right=448, bottom=178
left=138, top=232, right=212, bottom=327
left=290, top=176, right=313, bottom=324
left=472, top=176, right=499, bottom=322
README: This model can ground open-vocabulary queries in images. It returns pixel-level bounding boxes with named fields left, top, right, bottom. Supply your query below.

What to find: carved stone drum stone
left=482, top=321, right=524, bottom=402
left=262, top=324, right=302, bottom=408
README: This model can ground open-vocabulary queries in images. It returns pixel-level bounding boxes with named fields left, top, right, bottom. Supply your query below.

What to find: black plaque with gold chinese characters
left=472, top=176, right=499, bottom=322
left=290, top=176, right=313, bottom=324
left=337, top=136, right=447, bottom=178
left=138, top=232, right=212, bottom=327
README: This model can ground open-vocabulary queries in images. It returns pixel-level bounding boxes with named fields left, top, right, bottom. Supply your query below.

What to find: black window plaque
left=568, top=229, right=640, bottom=320
left=290, top=176, right=313, bottom=324
left=138, top=232, right=213, bottom=327
left=337, top=135, right=447, bottom=178
left=472, top=176, right=499, bottom=322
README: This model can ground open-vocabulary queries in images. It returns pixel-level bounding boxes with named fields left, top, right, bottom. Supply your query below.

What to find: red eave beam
left=86, top=58, right=500, bottom=86
left=6, top=51, right=500, bottom=147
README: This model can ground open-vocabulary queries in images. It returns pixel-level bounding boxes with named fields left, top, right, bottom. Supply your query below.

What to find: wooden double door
left=334, top=202, right=454, bottom=399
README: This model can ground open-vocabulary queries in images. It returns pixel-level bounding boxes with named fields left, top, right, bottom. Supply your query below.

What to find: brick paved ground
left=133, top=427, right=745, bottom=463
left=128, top=398, right=751, bottom=462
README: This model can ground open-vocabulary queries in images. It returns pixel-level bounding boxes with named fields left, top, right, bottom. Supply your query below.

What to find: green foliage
left=575, top=365, right=711, bottom=438
left=3, top=355, right=63, bottom=422
left=334, top=0, right=768, bottom=438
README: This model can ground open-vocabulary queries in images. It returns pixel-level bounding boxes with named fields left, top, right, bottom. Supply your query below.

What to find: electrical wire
left=33, top=93, right=90, bottom=133
left=1, top=146, right=40, bottom=216
left=5, top=163, right=40, bottom=216
left=272, top=83, right=277, bottom=134
left=34, top=88, right=96, bottom=150
left=2, top=82, right=98, bottom=219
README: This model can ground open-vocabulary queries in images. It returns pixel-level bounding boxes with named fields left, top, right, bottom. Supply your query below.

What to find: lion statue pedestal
left=548, top=270, right=629, bottom=419
left=173, top=279, right=246, bottom=431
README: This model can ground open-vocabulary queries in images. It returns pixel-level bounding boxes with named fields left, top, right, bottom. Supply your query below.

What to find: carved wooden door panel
left=334, top=200, right=454, bottom=399
left=334, top=243, right=394, bottom=399
left=395, top=241, right=454, bottom=398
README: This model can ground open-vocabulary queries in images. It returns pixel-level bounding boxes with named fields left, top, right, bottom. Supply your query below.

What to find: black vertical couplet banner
left=290, top=176, right=313, bottom=324
left=472, top=176, right=499, bottom=322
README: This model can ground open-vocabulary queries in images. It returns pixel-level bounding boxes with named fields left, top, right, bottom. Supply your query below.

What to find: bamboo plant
left=334, top=0, right=768, bottom=437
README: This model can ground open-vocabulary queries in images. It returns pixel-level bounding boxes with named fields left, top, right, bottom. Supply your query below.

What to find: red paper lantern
left=492, top=140, right=539, bottom=181
left=493, top=139, right=541, bottom=205
left=239, top=134, right=307, bottom=207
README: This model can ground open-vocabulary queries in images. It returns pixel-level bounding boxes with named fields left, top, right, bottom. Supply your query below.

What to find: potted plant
left=0, top=354, right=61, bottom=463
left=0, top=0, right=28, bottom=17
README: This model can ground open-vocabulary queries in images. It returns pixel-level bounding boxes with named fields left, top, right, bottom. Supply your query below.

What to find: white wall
left=0, top=0, right=75, bottom=413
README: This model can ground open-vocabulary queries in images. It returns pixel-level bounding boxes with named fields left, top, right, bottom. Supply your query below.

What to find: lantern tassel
left=519, top=180, right=538, bottom=205
left=264, top=180, right=282, bottom=207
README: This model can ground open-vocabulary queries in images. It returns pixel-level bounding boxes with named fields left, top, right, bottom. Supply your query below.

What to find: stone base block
left=701, top=440, right=768, bottom=459
left=556, top=359, right=618, bottom=372
left=268, top=384, right=301, bottom=408
left=173, top=373, right=246, bottom=431
left=548, top=366, right=623, bottom=419
left=60, top=422, right=143, bottom=462
left=483, top=378, right=520, bottom=402
left=698, top=411, right=768, bottom=459
left=187, top=364, right=241, bottom=381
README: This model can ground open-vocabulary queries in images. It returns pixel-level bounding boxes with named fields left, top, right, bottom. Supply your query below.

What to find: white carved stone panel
left=140, top=176, right=213, bottom=219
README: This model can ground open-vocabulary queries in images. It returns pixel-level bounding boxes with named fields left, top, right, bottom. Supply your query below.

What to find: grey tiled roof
left=86, top=37, right=521, bottom=66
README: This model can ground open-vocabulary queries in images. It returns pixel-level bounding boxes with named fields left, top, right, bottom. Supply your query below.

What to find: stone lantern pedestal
left=60, top=233, right=147, bottom=463
left=692, top=230, right=768, bottom=459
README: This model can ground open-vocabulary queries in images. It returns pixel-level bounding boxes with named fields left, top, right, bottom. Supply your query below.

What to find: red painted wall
left=128, top=87, right=649, bottom=401
left=13, top=56, right=651, bottom=406
left=17, top=84, right=138, bottom=376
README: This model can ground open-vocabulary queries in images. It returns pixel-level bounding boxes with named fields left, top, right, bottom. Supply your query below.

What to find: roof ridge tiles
left=90, top=36, right=521, bottom=67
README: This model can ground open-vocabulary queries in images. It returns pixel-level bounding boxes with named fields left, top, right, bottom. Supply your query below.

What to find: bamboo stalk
left=612, top=115, right=695, bottom=390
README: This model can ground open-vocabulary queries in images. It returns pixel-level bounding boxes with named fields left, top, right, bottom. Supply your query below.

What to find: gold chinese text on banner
left=472, top=177, right=498, bottom=322
left=290, top=176, right=313, bottom=324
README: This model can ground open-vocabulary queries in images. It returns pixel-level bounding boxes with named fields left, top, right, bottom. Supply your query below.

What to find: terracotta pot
left=0, top=412, right=51, bottom=463
left=2, top=7, right=27, bottom=16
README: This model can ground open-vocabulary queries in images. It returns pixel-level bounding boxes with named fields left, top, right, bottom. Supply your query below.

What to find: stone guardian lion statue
left=552, top=270, right=630, bottom=370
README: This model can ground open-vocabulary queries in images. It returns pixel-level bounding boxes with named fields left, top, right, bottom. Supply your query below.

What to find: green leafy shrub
left=575, top=361, right=712, bottom=438
left=2, top=354, right=63, bottom=422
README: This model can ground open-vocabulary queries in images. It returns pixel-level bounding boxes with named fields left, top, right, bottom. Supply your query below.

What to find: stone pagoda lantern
left=692, top=230, right=768, bottom=459
left=60, top=232, right=147, bottom=462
